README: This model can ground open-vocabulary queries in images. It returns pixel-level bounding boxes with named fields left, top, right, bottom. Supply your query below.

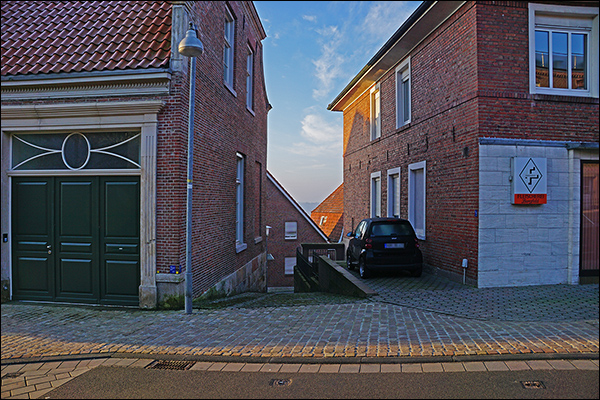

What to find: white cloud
left=302, top=14, right=317, bottom=22
left=362, top=1, right=416, bottom=42
left=300, top=113, right=341, bottom=144
left=288, top=112, right=342, bottom=158
left=311, top=25, right=346, bottom=100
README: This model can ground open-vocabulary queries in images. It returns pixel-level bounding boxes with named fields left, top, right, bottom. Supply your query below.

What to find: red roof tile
left=1, top=0, right=172, bottom=77
left=311, top=184, right=344, bottom=242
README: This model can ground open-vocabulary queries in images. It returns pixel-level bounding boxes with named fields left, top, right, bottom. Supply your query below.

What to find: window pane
left=402, top=79, right=410, bottom=123
left=572, top=33, right=587, bottom=90
left=552, top=32, right=568, bottom=89
left=535, top=30, right=549, bottom=88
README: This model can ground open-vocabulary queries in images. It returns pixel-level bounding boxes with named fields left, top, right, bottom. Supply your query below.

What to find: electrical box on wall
left=511, top=157, right=547, bottom=205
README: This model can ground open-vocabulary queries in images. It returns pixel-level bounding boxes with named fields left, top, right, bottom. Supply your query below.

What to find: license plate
left=385, top=243, right=404, bottom=249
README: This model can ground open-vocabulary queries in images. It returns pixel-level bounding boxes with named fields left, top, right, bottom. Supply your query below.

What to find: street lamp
left=178, top=22, right=204, bottom=314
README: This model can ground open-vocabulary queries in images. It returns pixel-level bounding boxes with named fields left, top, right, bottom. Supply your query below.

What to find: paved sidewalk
left=2, top=273, right=597, bottom=363
left=2, top=356, right=598, bottom=399
left=1, top=273, right=598, bottom=398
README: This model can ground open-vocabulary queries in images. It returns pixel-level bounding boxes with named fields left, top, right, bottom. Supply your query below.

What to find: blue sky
left=254, top=1, right=421, bottom=210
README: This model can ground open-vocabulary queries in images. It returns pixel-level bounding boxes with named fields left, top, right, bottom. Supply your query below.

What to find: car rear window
left=369, top=222, right=413, bottom=237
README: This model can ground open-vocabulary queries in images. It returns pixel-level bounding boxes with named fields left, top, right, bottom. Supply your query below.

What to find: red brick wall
left=343, top=2, right=480, bottom=280
left=265, top=174, right=328, bottom=288
left=342, top=1, right=598, bottom=282
left=155, top=1, right=269, bottom=296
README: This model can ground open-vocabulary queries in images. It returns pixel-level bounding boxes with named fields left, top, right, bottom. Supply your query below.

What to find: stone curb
left=2, top=351, right=598, bottom=366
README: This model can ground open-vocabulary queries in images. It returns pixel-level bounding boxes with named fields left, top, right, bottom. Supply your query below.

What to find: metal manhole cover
left=269, top=378, right=292, bottom=387
left=146, top=360, right=196, bottom=370
left=521, top=381, right=546, bottom=389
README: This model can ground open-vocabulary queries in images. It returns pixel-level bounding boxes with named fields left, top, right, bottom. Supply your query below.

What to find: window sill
left=246, top=106, right=255, bottom=116
left=531, top=92, right=598, bottom=104
left=254, top=236, right=263, bottom=244
left=236, top=243, right=247, bottom=253
left=225, top=82, right=237, bottom=97
left=284, top=237, right=297, bottom=241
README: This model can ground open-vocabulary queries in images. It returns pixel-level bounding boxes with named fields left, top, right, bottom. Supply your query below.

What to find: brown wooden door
left=580, top=161, right=599, bottom=282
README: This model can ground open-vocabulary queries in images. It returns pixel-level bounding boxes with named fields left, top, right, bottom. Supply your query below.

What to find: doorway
left=580, top=161, right=599, bottom=283
left=11, top=176, right=140, bottom=305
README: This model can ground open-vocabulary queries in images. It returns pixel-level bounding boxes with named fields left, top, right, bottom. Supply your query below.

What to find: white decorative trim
left=1, top=72, right=171, bottom=100
left=1, top=99, right=164, bottom=308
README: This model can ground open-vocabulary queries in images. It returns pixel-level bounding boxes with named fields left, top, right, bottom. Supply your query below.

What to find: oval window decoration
left=62, top=132, right=91, bottom=170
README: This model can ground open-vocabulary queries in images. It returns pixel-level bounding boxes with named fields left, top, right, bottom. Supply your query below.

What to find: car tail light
left=414, top=238, right=420, bottom=248
left=365, top=238, right=372, bottom=249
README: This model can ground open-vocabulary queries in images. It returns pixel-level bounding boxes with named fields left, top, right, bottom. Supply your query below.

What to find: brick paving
left=1, top=274, right=597, bottom=362
left=1, top=274, right=598, bottom=398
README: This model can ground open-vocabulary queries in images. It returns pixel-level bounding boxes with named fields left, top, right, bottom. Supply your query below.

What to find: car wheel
left=411, top=265, right=423, bottom=277
left=346, top=251, right=354, bottom=270
left=358, top=257, right=370, bottom=279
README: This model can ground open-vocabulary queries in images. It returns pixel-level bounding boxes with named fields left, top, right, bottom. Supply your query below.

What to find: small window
left=236, top=153, right=245, bottom=248
left=284, top=257, right=296, bottom=275
left=246, top=45, right=254, bottom=111
left=284, top=222, right=297, bottom=240
left=224, top=6, right=235, bottom=89
left=396, top=58, right=411, bottom=127
left=319, top=216, right=327, bottom=226
left=371, top=172, right=381, bottom=218
left=387, top=168, right=401, bottom=218
left=408, top=161, right=426, bottom=240
left=370, top=85, right=381, bottom=140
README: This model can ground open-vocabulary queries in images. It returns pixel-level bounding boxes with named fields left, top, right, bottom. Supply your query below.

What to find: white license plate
left=385, top=243, right=404, bottom=249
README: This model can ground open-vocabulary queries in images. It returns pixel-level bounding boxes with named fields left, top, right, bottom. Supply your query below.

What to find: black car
left=346, top=218, right=423, bottom=279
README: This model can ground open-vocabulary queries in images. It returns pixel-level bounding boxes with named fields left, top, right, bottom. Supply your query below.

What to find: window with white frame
left=370, top=85, right=381, bottom=140
left=224, top=6, right=235, bottom=89
left=236, top=153, right=245, bottom=249
left=408, top=161, right=426, bottom=239
left=387, top=168, right=401, bottom=218
left=529, top=3, right=599, bottom=97
left=370, top=171, right=381, bottom=218
left=246, top=45, right=254, bottom=111
left=284, top=257, right=296, bottom=275
left=284, top=221, right=297, bottom=240
left=396, top=58, right=411, bottom=127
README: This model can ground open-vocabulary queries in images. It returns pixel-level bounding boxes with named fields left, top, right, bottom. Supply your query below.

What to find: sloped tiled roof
left=311, top=183, right=344, bottom=242
left=1, top=1, right=172, bottom=77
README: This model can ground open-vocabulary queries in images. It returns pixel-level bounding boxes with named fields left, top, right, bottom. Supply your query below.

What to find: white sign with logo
left=511, top=157, right=547, bottom=204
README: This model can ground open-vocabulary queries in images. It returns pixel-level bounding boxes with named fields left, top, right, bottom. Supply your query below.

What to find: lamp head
left=178, top=22, right=204, bottom=58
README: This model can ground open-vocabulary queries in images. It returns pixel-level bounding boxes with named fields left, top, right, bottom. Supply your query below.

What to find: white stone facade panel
left=478, top=142, right=597, bottom=288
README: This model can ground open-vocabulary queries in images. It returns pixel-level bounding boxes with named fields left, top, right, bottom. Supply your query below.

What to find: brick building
left=265, top=171, right=328, bottom=291
left=311, top=183, right=344, bottom=243
left=1, top=1, right=270, bottom=307
left=329, top=1, right=599, bottom=287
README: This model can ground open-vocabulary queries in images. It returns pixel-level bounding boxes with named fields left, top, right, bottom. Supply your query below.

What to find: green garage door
left=12, top=176, right=140, bottom=306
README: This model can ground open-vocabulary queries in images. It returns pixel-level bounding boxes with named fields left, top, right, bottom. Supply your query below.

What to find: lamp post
left=178, top=22, right=204, bottom=315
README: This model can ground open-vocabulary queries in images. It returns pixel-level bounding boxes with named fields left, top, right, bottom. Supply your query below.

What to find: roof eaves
left=327, top=1, right=464, bottom=112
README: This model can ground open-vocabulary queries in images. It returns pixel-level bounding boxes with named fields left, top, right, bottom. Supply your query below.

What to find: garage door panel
left=104, top=260, right=140, bottom=297
left=58, top=258, right=94, bottom=295
left=58, top=181, right=94, bottom=237
left=16, top=257, right=51, bottom=292
left=14, top=181, right=51, bottom=236
left=103, top=181, right=139, bottom=238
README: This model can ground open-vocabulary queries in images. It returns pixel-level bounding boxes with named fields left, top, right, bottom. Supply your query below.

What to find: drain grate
left=521, top=381, right=546, bottom=389
left=146, top=360, right=196, bottom=371
left=269, top=378, right=292, bottom=387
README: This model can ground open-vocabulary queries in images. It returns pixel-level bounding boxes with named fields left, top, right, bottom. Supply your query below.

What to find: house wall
left=342, top=1, right=598, bottom=286
left=265, top=176, right=328, bottom=289
left=343, top=2, right=480, bottom=283
left=1, top=1, right=269, bottom=306
left=156, top=1, right=269, bottom=299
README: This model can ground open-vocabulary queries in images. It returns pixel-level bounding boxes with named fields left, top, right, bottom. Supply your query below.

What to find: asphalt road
left=44, top=366, right=599, bottom=399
